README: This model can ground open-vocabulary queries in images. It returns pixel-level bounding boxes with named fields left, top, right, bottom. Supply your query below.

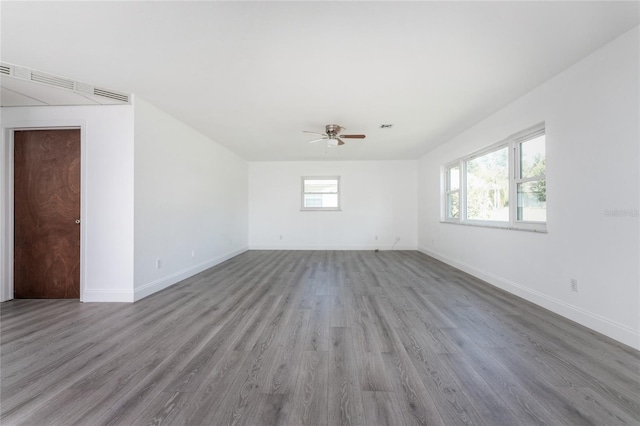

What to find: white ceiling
left=1, top=1, right=638, bottom=161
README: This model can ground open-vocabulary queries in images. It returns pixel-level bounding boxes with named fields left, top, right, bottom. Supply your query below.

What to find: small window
left=516, top=133, right=546, bottom=222
left=302, top=176, right=340, bottom=211
left=445, top=165, right=460, bottom=219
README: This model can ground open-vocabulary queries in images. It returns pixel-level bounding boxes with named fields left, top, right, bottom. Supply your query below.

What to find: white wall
left=1, top=104, right=135, bottom=302
left=418, top=27, right=640, bottom=349
left=133, top=98, right=248, bottom=300
left=249, top=161, right=417, bottom=250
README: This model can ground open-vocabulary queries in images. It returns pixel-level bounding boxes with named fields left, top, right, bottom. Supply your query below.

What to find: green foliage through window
left=466, top=147, right=509, bottom=221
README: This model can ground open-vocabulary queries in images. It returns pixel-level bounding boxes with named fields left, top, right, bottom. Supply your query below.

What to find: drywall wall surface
left=249, top=160, right=417, bottom=250
left=1, top=104, right=135, bottom=302
left=133, top=97, right=248, bottom=300
left=417, top=26, right=640, bottom=349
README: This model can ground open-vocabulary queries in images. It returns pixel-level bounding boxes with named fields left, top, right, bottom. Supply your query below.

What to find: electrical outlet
left=570, top=278, right=578, bottom=292
left=375, top=235, right=378, bottom=241
left=191, top=250, right=196, bottom=259
left=279, top=235, right=283, bottom=240
left=156, top=259, right=161, bottom=269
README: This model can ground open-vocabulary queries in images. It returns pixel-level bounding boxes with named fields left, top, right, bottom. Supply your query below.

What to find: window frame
left=442, top=124, right=546, bottom=232
left=301, top=176, right=341, bottom=211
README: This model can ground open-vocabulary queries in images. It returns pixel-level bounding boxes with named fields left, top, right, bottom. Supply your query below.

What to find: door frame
left=1, top=121, right=87, bottom=302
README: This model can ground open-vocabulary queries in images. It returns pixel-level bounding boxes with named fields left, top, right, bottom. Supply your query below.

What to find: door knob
left=75, top=219, right=81, bottom=224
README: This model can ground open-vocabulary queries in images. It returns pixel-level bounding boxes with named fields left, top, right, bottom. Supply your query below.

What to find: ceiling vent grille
left=31, top=71, right=75, bottom=90
left=93, top=88, right=129, bottom=103
left=1, top=62, right=131, bottom=105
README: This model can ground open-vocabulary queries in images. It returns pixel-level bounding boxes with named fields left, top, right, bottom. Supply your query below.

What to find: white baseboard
left=418, top=246, right=640, bottom=351
left=82, top=289, right=134, bottom=303
left=248, top=245, right=417, bottom=251
left=133, top=246, right=248, bottom=302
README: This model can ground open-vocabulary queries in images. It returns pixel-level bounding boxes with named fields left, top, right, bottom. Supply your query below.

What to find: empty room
left=1, top=1, right=639, bottom=425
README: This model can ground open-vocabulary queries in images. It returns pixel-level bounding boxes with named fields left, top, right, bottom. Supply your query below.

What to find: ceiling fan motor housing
left=325, top=124, right=342, bottom=137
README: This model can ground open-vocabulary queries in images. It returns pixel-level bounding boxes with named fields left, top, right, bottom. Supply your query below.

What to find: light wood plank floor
left=1, top=250, right=639, bottom=425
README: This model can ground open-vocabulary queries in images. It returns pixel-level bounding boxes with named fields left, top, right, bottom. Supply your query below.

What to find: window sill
left=440, top=220, right=547, bottom=233
left=301, top=208, right=342, bottom=212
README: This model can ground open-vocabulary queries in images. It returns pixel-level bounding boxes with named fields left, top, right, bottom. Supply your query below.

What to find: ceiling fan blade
left=303, top=131, right=328, bottom=136
left=337, top=138, right=345, bottom=146
left=307, top=137, right=328, bottom=144
left=339, top=134, right=366, bottom=139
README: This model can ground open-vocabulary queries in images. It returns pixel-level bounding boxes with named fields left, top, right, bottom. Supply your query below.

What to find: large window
left=443, top=124, right=546, bottom=231
left=301, top=176, right=340, bottom=211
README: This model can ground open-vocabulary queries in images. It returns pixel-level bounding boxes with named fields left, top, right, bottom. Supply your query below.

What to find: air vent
left=1, top=62, right=131, bottom=105
left=93, top=88, right=129, bottom=103
left=31, top=71, right=75, bottom=90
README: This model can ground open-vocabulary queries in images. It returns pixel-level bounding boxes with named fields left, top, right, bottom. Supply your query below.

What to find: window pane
left=304, top=194, right=323, bottom=207
left=448, top=166, right=460, bottom=191
left=304, top=179, right=338, bottom=193
left=304, top=193, right=338, bottom=208
left=520, top=135, right=545, bottom=179
left=466, top=147, right=509, bottom=221
left=517, top=180, right=546, bottom=222
left=447, top=192, right=459, bottom=219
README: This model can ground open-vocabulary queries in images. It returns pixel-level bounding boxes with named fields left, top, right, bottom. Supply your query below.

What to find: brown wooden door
left=14, top=129, right=81, bottom=299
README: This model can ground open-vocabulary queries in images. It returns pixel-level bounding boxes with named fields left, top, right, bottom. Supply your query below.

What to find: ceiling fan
left=303, top=124, right=366, bottom=147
